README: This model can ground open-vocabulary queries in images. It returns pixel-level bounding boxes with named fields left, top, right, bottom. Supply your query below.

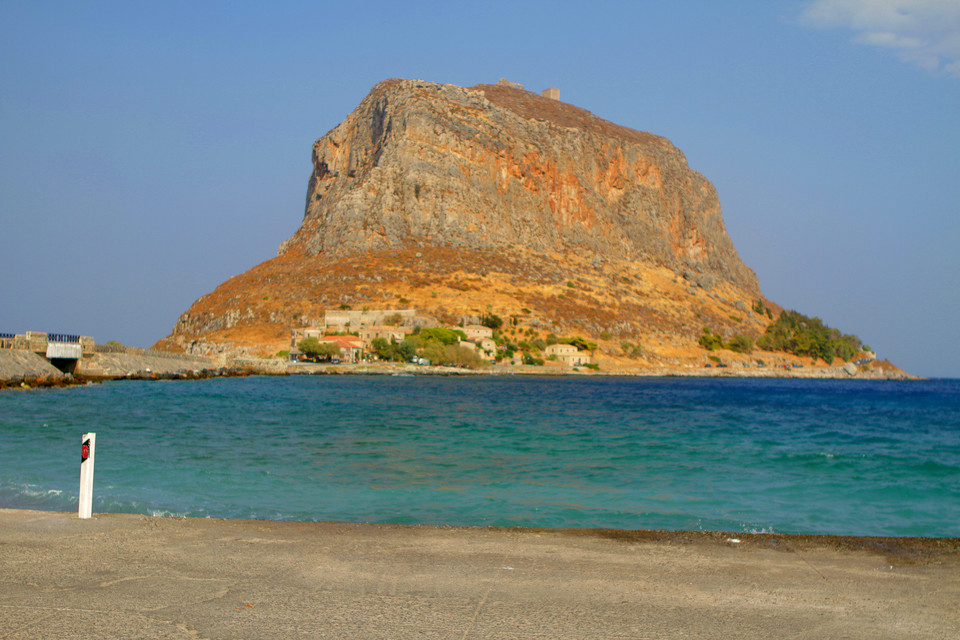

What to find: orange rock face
left=280, top=80, right=758, bottom=295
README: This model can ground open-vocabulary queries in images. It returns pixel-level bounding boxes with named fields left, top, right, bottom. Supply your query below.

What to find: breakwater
left=0, top=348, right=218, bottom=388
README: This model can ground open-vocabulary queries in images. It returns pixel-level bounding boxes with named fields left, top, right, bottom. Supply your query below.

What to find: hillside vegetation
left=756, top=311, right=865, bottom=364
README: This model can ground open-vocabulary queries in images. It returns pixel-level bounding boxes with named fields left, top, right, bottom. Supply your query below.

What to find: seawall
left=0, top=349, right=216, bottom=386
left=0, top=350, right=64, bottom=382
left=77, top=351, right=214, bottom=379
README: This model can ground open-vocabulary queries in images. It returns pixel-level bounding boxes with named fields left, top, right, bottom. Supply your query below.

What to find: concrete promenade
left=1, top=509, right=957, bottom=639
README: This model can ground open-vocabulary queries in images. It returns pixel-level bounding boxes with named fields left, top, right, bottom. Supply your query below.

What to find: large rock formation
left=156, top=79, right=772, bottom=365
left=281, top=79, right=758, bottom=293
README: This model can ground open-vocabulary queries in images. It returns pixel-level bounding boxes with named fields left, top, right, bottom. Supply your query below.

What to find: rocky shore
left=0, top=350, right=918, bottom=390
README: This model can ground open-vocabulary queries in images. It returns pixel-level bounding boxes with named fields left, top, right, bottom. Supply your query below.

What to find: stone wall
left=77, top=352, right=214, bottom=379
left=0, top=350, right=63, bottom=382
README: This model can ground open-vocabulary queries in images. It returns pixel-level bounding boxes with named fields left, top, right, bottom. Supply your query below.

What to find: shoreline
left=3, top=506, right=959, bottom=551
left=0, top=356, right=923, bottom=390
left=3, top=508, right=957, bottom=638
left=1, top=345, right=921, bottom=389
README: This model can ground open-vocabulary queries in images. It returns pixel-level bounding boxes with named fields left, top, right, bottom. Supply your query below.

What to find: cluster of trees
left=369, top=337, right=416, bottom=362
left=698, top=328, right=754, bottom=354
left=756, top=311, right=864, bottom=364
left=368, top=328, right=485, bottom=368
left=297, top=337, right=342, bottom=361
left=698, top=310, right=866, bottom=365
left=420, top=343, right=485, bottom=368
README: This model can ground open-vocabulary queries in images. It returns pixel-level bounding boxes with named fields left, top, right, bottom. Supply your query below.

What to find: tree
left=419, top=327, right=465, bottom=345
left=564, top=336, right=597, bottom=351
left=370, top=337, right=417, bottom=362
left=370, top=337, right=389, bottom=356
left=481, top=313, right=503, bottom=330
left=422, top=343, right=485, bottom=368
left=317, top=343, right=342, bottom=360
left=298, top=337, right=341, bottom=361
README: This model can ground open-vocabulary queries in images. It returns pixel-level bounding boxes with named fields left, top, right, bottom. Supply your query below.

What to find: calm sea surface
left=1, top=375, right=958, bottom=536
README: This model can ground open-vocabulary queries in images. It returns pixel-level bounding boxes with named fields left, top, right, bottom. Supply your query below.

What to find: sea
left=1, top=375, right=958, bottom=537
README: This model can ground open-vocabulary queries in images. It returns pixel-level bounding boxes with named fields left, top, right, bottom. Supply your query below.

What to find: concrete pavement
left=1, top=509, right=957, bottom=639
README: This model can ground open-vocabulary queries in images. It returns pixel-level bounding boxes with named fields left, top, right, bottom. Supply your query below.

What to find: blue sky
left=2, top=1, right=958, bottom=377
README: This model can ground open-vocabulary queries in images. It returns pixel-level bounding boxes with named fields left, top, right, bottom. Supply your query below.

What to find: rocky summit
left=282, top=79, right=758, bottom=293
left=156, top=79, right=788, bottom=369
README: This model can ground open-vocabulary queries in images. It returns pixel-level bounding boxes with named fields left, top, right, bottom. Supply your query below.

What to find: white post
left=79, top=432, right=96, bottom=519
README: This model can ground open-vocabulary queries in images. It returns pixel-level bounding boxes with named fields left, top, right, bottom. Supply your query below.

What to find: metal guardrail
left=0, top=332, right=15, bottom=340
left=47, top=334, right=81, bottom=343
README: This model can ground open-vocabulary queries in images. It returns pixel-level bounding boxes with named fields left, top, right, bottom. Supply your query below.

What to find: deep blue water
left=1, top=375, right=958, bottom=536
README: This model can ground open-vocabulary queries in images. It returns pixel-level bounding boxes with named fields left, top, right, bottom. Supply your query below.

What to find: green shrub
left=698, top=328, right=723, bottom=351
left=620, top=341, right=642, bottom=358
left=726, top=334, right=754, bottom=354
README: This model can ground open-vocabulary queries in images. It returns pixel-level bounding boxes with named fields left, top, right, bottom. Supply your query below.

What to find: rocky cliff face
left=157, top=79, right=770, bottom=365
left=280, top=79, right=758, bottom=293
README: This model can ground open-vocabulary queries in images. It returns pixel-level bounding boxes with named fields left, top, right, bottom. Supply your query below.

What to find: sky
left=1, top=0, right=958, bottom=378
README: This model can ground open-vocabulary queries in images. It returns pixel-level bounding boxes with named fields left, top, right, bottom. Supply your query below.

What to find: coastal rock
left=280, top=79, right=759, bottom=293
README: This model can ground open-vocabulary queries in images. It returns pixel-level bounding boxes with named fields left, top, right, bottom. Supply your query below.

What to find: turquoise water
left=2, top=375, right=958, bottom=536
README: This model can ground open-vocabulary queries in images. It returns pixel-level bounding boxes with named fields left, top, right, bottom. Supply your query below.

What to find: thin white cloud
left=800, top=0, right=960, bottom=76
